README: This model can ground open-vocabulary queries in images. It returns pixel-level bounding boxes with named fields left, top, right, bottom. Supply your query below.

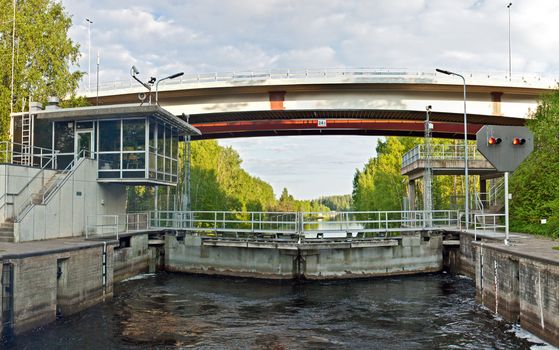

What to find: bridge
left=83, top=68, right=555, bottom=140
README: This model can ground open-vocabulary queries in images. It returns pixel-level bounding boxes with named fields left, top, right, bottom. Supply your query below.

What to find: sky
left=60, top=0, right=559, bottom=199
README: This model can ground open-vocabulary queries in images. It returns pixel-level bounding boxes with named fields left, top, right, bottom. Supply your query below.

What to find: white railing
left=122, top=213, right=149, bottom=232
left=402, top=144, right=486, bottom=168
left=149, top=210, right=300, bottom=234
left=86, top=215, right=119, bottom=239
left=84, top=210, right=459, bottom=238
left=302, top=210, right=459, bottom=235
left=474, top=213, right=506, bottom=234
left=79, top=68, right=559, bottom=95
left=0, top=141, right=58, bottom=169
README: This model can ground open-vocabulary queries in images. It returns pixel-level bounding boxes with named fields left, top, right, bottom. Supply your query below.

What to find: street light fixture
left=436, top=68, right=469, bottom=230
left=156, top=72, right=184, bottom=105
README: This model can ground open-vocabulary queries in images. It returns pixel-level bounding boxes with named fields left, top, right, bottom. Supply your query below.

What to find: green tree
left=510, top=88, right=559, bottom=237
left=0, top=0, right=82, bottom=138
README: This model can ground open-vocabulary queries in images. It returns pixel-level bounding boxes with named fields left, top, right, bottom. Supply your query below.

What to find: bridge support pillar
left=409, top=180, right=416, bottom=210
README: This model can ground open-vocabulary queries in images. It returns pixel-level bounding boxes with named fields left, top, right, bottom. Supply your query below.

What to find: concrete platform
left=0, top=237, right=117, bottom=259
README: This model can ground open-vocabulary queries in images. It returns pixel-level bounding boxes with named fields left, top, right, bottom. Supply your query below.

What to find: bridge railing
left=85, top=210, right=461, bottom=239
left=301, top=210, right=460, bottom=235
left=80, top=68, right=559, bottom=94
left=402, top=144, right=486, bottom=168
left=148, top=210, right=300, bottom=234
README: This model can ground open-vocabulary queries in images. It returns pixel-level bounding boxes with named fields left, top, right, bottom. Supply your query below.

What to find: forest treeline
left=129, top=140, right=336, bottom=213
left=351, top=88, right=559, bottom=238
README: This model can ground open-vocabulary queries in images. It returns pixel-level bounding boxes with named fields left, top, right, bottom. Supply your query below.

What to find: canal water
left=3, top=273, right=552, bottom=349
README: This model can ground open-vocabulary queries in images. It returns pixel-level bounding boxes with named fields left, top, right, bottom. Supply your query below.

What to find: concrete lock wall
left=14, top=160, right=127, bottom=242
left=165, top=233, right=443, bottom=280
left=113, top=234, right=151, bottom=283
left=0, top=244, right=114, bottom=335
left=475, top=244, right=559, bottom=346
left=165, top=236, right=296, bottom=279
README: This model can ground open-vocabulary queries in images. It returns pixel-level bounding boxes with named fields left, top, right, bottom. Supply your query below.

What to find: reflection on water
left=3, top=273, right=546, bottom=349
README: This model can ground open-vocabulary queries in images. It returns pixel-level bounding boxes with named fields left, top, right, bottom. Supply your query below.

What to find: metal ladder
left=21, top=112, right=31, bottom=166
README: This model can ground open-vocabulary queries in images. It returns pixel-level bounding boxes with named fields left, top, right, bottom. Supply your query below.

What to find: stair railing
left=12, top=155, right=58, bottom=221
left=16, top=149, right=88, bottom=222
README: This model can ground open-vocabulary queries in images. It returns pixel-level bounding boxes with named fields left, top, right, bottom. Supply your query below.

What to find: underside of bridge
left=185, top=109, right=526, bottom=140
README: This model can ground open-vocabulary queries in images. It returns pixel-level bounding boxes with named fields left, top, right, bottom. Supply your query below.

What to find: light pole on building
left=85, top=18, right=93, bottom=92
left=156, top=72, right=184, bottom=105
left=507, top=3, right=512, bottom=81
left=436, top=68, right=469, bottom=230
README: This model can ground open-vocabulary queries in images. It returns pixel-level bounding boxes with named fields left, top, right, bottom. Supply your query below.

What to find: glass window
left=99, top=171, right=120, bottom=179
left=172, top=129, right=179, bottom=159
left=123, top=153, right=145, bottom=169
left=157, top=155, right=164, bottom=173
left=76, top=121, right=93, bottom=129
left=12, top=116, right=22, bottom=145
left=33, top=118, right=52, bottom=150
left=149, top=120, right=156, bottom=149
left=57, top=155, right=74, bottom=169
left=99, top=154, right=120, bottom=170
left=123, top=119, right=145, bottom=151
left=149, top=152, right=156, bottom=171
left=122, top=171, right=145, bottom=179
left=157, top=122, right=164, bottom=155
left=99, top=120, right=121, bottom=151
left=165, top=126, right=172, bottom=158
left=54, top=122, right=74, bottom=153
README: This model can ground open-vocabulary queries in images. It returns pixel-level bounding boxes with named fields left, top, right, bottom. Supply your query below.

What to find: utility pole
left=10, top=0, right=16, bottom=113
left=423, top=106, right=433, bottom=227
left=86, top=18, right=93, bottom=92
left=96, top=51, right=100, bottom=105
left=507, top=3, right=512, bottom=81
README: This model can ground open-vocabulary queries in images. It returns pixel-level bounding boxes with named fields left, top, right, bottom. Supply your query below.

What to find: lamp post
left=507, top=3, right=512, bottom=81
left=155, top=72, right=184, bottom=105
left=86, top=18, right=93, bottom=92
left=436, top=68, right=469, bottom=230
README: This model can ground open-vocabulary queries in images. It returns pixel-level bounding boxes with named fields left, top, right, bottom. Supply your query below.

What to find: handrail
left=11, top=156, right=57, bottom=220
left=143, top=209, right=460, bottom=236
left=402, top=144, right=486, bottom=168
left=0, top=141, right=59, bottom=168
left=42, top=150, right=88, bottom=204
left=15, top=150, right=88, bottom=222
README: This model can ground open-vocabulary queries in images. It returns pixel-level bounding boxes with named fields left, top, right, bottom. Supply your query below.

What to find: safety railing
left=42, top=150, right=88, bottom=204
left=86, top=215, right=119, bottom=239
left=402, top=144, right=486, bottom=168
left=11, top=156, right=58, bottom=221
left=80, top=68, right=559, bottom=94
left=474, top=213, right=506, bottom=234
left=302, top=210, right=460, bottom=235
left=0, top=141, right=58, bottom=169
left=123, top=212, right=149, bottom=232
left=148, top=210, right=300, bottom=234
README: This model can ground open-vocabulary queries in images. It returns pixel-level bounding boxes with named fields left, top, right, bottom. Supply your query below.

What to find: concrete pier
left=165, top=232, right=443, bottom=280
left=0, top=233, right=153, bottom=336
left=472, top=235, right=559, bottom=346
